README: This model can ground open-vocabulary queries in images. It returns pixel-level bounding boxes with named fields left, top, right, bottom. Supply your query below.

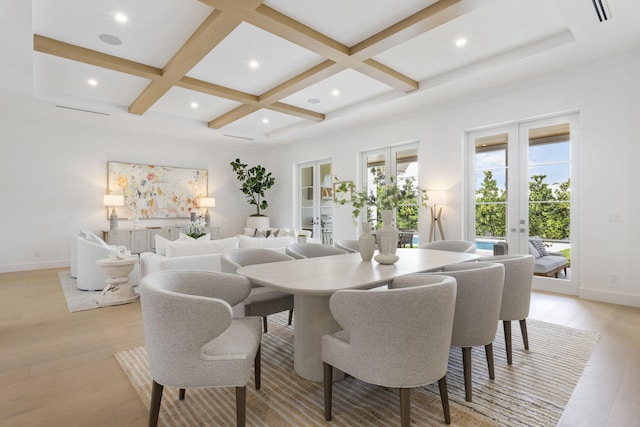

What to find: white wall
left=2, top=48, right=638, bottom=307
left=268, top=49, right=640, bottom=307
left=0, top=90, right=277, bottom=272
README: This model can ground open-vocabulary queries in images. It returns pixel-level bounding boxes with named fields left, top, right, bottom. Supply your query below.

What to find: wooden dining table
left=237, top=248, right=479, bottom=382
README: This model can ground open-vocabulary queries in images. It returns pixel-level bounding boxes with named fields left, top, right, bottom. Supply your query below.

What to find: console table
left=103, top=227, right=220, bottom=254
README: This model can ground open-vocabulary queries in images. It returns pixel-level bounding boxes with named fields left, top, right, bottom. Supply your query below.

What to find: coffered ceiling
left=5, top=0, right=639, bottom=144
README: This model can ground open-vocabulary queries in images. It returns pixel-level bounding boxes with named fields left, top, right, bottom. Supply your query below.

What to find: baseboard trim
left=579, top=287, right=640, bottom=308
left=0, top=260, right=69, bottom=273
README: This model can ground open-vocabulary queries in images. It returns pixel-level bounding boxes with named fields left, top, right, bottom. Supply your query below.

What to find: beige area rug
left=115, top=314, right=599, bottom=426
left=58, top=271, right=139, bottom=312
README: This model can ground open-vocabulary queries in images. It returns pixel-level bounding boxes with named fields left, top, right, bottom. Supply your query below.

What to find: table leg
left=293, top=294, right=345, bottom=382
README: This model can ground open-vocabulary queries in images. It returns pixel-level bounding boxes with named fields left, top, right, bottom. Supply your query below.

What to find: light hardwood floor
left=1, top=268, right=638, bottom=426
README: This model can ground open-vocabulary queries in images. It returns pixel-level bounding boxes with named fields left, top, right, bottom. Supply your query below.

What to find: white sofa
left=140, top=235, right=296, bottom=278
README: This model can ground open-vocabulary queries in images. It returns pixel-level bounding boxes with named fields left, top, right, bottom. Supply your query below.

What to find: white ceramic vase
left=376, top=209, right=398, bottom=255
left=358, top=223, right=375, bottom=261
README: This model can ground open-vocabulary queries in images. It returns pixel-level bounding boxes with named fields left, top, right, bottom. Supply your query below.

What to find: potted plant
left=335, top=168, right=428, bottom=255
left=230, top=158, right=276, bottom=229
left=335, top=167, right=428, bottom=225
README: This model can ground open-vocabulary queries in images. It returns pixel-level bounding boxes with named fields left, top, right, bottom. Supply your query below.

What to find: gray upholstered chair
left=335, top=239, right=359, bottom=253
left=139, top=271, right=262, bottom=427
left=393, top=262, right=504, bottom=402
left=323, top=276, right=457, bottom=426
left=478, top=254, right=535, bottom=364
left=419, top=240, right=477, bottom=253
left=286, top=242, right=348, bottom=259
left=221, top=248, right=295, bottom=333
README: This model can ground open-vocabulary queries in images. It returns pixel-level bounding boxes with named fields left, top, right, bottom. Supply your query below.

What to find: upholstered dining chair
left=139, top=270, right=262, bottom=427
left=323, top=275, right=457, bottom=426
left=478, top=254, right=535, bottom=364
left=286, top=242, right=348, bottom=259
left=419, top=240, right=477, bottom=253
left=394, top=262, right=504, bottom=402
left=335, top=239, right=359, bottom=253
left=221, top=248, right=295, bottom=333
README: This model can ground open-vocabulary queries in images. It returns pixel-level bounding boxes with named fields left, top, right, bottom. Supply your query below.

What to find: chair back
left=221, top=248, right=294, bottom=274
left=286, top=243, right=347, bottom=259
left=139, top=270, right=252, bottom=386
left=439, top=262, right=504, bottom=347
left=324, top=276, right=456, bottom=387
left=477, top=254, right=534, bottom=320
left=335, top=240, right=359, bottom=253
left=419, top=240, right=476, bottom=253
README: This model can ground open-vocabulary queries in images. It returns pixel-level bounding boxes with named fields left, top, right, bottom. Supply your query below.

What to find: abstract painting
left=107, top=162, right=208, bottom=219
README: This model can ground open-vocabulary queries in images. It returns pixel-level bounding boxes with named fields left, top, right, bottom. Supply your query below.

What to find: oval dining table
left=237, top=248, right=479, bottom=382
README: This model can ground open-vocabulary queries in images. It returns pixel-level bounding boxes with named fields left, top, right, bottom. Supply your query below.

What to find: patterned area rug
left=115, top=314, right=599, bottom=426
left=58, top=271, right=139, bottom=312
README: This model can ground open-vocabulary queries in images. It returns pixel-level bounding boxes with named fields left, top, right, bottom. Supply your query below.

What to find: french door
left=466, top=113, right=578, bottom=294
left=361, top=143, right=420, bottom=230
left=298, top=159, right=333, bottom=244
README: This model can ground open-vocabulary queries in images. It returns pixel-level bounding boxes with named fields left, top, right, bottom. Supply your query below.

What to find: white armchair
left=75, top=234, right=115, bottom=291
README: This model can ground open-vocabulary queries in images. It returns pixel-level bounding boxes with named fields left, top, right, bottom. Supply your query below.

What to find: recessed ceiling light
left=98, top=34, right=122, bottom=45
left=455, top=38, right=467, bottom=47
left=114, top=13, right=128, bottom=23
left=307, top=98, right=320, bottom=104
left=88, top=79, right=98, bottom=86
left=190, top=102, right=199, bottom=109
left=331, top=89, right=340, bottom=96
left=249, top=60, right=259, bottom=69
left=262, top=118, right=269, bottom=124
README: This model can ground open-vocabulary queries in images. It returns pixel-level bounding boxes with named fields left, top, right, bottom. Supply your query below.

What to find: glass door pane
left=300, top=165, right=314, bottom=235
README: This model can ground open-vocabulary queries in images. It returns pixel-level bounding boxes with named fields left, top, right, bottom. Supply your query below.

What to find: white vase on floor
left=358, top=223, right=375, bottom=261
left=376, top=209, right=398, bottom=255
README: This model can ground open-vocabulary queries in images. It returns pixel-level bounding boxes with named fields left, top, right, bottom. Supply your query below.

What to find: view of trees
left=476, top=170, right=570, bottom=240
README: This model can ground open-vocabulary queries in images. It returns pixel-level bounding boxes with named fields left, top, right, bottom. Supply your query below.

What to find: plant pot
left=247, top=216, right=270, bottom=230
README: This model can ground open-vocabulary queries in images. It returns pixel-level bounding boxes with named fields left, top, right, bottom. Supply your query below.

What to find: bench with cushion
left=493, top=238, right=568, bottom=278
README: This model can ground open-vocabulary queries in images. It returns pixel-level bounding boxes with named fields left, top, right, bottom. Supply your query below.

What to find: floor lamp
left=428, top=190, right=446, bottom=242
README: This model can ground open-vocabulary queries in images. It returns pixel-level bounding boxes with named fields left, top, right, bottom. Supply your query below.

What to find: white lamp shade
left=199, top=197, right=216, bottom=208
left=427, top=190, right=446, bottom=206
left=103, top=194, right=124, bottom=207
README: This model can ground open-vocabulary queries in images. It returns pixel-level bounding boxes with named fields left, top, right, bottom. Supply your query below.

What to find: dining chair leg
left=288, top=309, right=294, bottom=325
left=262, top=316, right=268, bottom=333
left=254, top=345, right=261, bottom=390
left=485, top=343, right=495, bottom=379
left=461, top=347, right=473, bottom=402
left=438, top=375, right=451, bottom=425
left=399, top=388, right=411, bottom=427
left=323, top=362, right=333, bottom=421
left=149, top=380, right=164, bottom=427
left=519, top=319, right=529, bottom=350
left=503, top=320, right=513, bottom=365
left=178, top=388, right=185, bottom=400
left=236, top=386, right=246, bottom=427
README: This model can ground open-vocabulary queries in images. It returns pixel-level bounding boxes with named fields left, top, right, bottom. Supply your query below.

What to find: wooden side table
left=96, top=255, right=140, bottom=307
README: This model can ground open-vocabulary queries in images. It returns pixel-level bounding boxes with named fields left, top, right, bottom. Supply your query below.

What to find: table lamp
left=199, top=197, right=216, bottom=226
left=104, top=194, right=124, bottom=231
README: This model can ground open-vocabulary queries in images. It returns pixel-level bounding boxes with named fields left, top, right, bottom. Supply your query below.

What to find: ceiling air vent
left=592, top=0, right=611, bottom=22
left=55, top=105, right=110, bottom=116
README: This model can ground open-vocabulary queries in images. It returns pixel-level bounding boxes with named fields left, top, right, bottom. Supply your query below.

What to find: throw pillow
left=528, top=241, right=541, bottom=258
left=244, top=227, right=257, bottom=237
left=529, top=236, right=549, bottom=256
left=84, top=231, right=111, bottom=249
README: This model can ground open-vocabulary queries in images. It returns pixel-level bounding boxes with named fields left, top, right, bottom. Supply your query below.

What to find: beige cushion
left=166, top=237, right=239, bottom=257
